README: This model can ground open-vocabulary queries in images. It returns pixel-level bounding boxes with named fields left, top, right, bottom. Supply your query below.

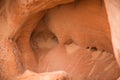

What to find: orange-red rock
left=0, top=0, right=120, bottom=80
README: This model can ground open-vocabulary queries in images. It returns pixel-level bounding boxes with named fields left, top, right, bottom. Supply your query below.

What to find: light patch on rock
left=65, top=42, right=80, bottom=54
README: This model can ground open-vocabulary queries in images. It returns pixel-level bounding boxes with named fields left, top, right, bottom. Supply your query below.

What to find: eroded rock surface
left=17, top=70, right=71, bottom=80
left=0, top=0, right=120, bottom=80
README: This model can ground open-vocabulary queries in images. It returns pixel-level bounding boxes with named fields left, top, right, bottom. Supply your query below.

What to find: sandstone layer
left=0, top=0, right=120, bottom=80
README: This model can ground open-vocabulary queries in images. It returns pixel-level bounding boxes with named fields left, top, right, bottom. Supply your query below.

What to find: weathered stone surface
left=17, top=70, right=71, bottom=80
left=104, top=0, right=120, bottom=66
left=0, top=0, right=120, bottom=80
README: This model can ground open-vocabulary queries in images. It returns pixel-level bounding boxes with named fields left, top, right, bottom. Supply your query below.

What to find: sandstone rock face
left=104, top=0, right=120, bottom=66
left=17, top=70, right=71, bottom=80
left=0, top=0, right=120, bottom=80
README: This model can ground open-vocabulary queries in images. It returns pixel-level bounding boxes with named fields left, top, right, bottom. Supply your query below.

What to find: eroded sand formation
left=0, top=0, right=120, bottom=80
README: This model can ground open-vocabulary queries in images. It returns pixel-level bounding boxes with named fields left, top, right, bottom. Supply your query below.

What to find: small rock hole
left=64, top=39, right=73, bottom=45
left=86, top=47, right=90, bottom=49
left=91, top=47, right=97, bottom=51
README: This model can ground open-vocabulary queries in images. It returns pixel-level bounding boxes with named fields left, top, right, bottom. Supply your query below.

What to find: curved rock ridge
left=0, top=0, right=120, bottom=80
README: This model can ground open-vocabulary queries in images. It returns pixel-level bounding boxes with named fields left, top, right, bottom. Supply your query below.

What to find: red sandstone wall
left=0, top=0, right=120, bottom=80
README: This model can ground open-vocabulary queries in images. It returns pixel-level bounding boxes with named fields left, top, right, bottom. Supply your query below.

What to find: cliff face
left=0, top=0, right=120, bottom=80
